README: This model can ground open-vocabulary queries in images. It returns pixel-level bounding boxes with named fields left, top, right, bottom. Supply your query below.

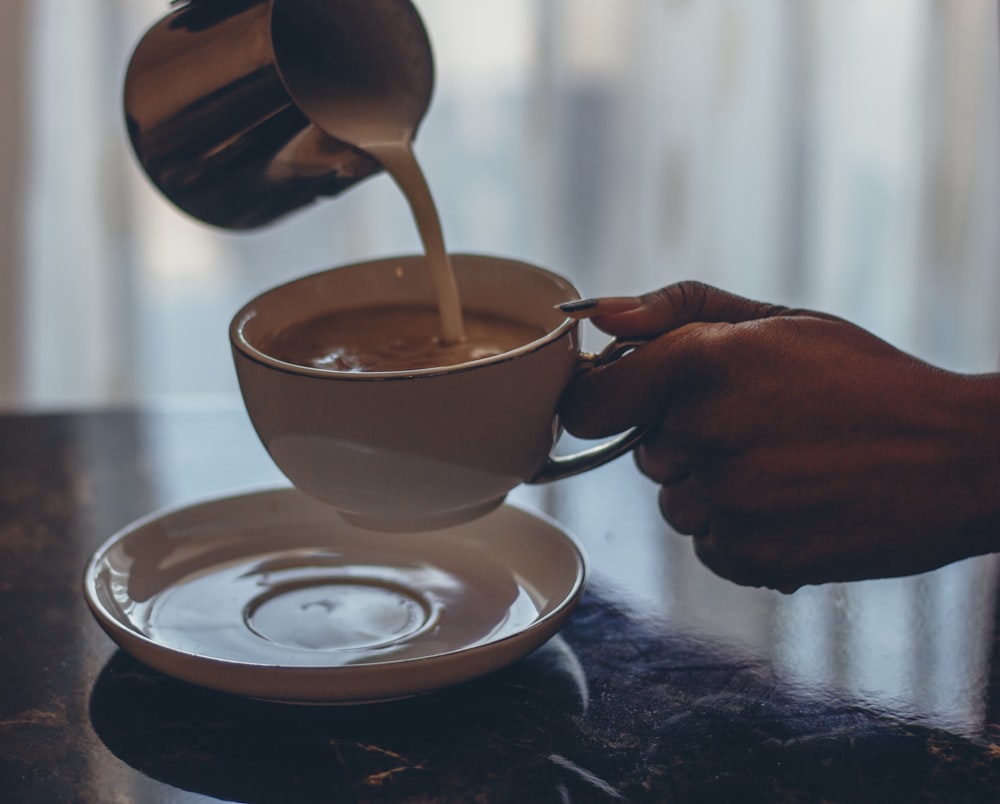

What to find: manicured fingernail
left=557, top=297, right=644, bottom=319
left=557, top=298, right=600, bottom=316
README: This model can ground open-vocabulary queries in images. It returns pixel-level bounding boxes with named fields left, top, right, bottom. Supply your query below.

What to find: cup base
left=338, top=496, right=507, bottom=532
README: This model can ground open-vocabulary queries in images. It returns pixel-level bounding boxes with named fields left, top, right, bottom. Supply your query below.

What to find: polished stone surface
left=2, top=409, right=1000, bottom=802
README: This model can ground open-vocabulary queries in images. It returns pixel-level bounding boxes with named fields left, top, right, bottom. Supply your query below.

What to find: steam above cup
left=230, top=254, right=643, bottom=531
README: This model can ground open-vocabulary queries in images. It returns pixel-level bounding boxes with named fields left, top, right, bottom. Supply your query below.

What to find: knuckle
left=641, top=281, right=713, bottom=320
left=693, top=523, right=789, bottom=589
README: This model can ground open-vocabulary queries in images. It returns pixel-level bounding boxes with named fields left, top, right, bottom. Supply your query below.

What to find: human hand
left=559, top=282, right=1000, bottom=591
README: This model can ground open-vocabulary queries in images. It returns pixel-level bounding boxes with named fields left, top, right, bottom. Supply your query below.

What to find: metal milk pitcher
left=123, top=0, right=434, bottom=230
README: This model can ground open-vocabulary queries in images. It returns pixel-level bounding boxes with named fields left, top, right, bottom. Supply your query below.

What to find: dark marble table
left=2, top=409, right=1000, bottom=802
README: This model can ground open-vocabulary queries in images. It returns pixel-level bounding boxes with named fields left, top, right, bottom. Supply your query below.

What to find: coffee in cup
left=258, top=304, right=544, bottom=373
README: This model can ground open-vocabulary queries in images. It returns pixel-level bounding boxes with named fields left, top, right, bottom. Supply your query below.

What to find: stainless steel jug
left=123, top=0, right=434, bottom=229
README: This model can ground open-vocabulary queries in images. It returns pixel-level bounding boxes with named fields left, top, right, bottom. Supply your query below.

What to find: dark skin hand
left=559, top=281, right=1000, bottom=592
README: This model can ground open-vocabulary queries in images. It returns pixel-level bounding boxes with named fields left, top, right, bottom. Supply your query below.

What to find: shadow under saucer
left=89, top=635, right=589, bottom=803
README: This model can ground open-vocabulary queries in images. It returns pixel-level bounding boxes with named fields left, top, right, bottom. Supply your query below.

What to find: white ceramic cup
left=230, top=253, right=642, bottom=531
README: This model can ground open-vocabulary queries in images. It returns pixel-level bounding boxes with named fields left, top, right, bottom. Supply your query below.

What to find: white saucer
left=83, top=486, right=586, bottom=704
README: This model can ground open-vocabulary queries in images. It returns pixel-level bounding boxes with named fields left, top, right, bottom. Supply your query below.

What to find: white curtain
left=9, top=0, right=1000, bottom=409
left=0, top=0, right=28, bottom=407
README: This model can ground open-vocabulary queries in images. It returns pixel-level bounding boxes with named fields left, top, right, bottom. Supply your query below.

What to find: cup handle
left=529, top=338, right=651, bottom=484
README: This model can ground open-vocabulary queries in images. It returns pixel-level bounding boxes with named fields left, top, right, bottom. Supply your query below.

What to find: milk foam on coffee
left=261, top=304, right=544, bottom=372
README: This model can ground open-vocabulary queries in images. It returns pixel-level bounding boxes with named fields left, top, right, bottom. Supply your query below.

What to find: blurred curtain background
left=3, top=0, right=998, bottom=409
left=2, top=0, right=1000, bottom=732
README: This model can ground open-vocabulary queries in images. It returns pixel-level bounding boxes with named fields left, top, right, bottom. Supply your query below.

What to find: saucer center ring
left=245, top=578, right=433, bottom=651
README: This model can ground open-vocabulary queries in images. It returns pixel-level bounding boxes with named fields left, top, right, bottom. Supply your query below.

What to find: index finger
left=561, top=281, right=791, bottom=339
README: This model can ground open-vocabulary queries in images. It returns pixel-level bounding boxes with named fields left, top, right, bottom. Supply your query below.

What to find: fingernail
left=557, top=296, right=644, bottom=319
left=557, top=298, right=600, bottom=316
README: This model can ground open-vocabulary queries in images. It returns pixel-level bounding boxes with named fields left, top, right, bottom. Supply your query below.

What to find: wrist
left=952, top=372, right=1000, bottom=556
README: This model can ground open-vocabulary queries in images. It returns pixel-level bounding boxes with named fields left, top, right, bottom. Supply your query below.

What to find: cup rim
left=229, top=253, right=580, bottom=381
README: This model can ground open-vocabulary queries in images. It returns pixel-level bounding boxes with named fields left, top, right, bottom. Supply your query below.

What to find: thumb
left=562, top=281, right=790, bottom=339
left=559, top=322, right=713, bottom=439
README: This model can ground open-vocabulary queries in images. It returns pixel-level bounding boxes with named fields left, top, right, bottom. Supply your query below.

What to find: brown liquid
left=261, top=304, right=544, bottom=372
